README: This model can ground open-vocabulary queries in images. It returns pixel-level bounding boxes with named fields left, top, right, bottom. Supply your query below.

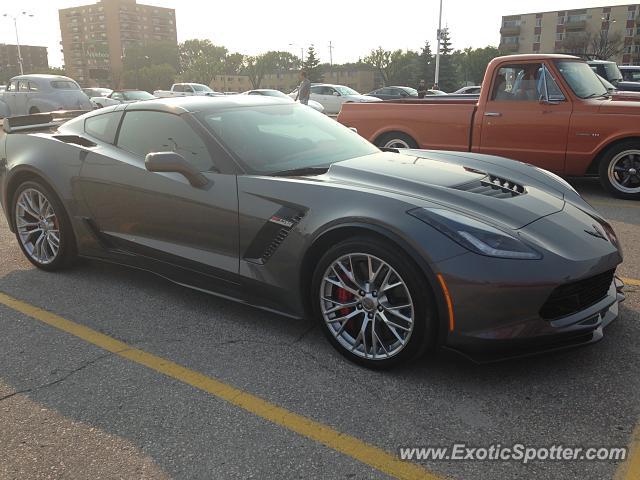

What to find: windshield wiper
left=272, top=166, right=330, bottom=177
left=584, top=92, right=611, bottom=99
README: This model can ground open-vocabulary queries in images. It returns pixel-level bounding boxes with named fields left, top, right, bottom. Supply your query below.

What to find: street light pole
left=2, top=12, right=33, bottom=76
left=434, top=0, right=443, bottom=89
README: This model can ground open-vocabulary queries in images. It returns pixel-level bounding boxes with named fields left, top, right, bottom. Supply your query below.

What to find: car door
left=15, top=80, right=30, bottom=115
left=477, top=62, right=572, bottom=174
left=78, top=108, right=240, bottom=285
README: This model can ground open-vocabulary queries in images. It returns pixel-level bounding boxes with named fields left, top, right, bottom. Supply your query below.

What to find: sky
left=0, top=0, right=633, bottom=67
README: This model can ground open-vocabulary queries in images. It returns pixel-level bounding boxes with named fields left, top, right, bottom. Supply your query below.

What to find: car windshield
left=334, top=86, right=359, bottom=96
left=192, top=84, right=213, bottom=92
left=555, top=61, right=608, bottom=99
left=402, top=87, right=419, bottom=96
left=51, top=80, right=80, bottom=90
left=123, top=91, right=155, bottom=100
left=257, top=90, right=288, bottom=98
left=196, top=104, right=379, bottom=174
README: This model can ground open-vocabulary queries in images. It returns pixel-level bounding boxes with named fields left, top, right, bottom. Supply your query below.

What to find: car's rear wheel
left=375, top=132, right=418, bottom=149
left=599, top=141, right=640, bottom=199
left=311, top=236, right=436, bottom=369
left=12, top=180, right=76, bottom=271
left=29, top=107, right=40, bottom=114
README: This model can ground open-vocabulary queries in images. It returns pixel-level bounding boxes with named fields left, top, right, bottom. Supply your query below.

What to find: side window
left=111, top=92, right=124, bottom=101
left=491, top=63, right=543, bottom=101
left=116, top=111, right=215, bottom=172
left=18, top=81, right=29, bottom=92
left=85, top=111, right=122, bottom=143
left=173, top=84, right=184, bottom=92
left=28, top=82, right=39, bottom=92
left=184, top=85, right=194, bottom=93
left=310, top=86, right=323, bottom=95
left=8, top=81, right=18, bottom=92
left=541, top=66, right=566, bottom=102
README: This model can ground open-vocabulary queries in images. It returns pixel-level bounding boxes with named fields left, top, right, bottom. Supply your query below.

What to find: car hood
left=598, top=97, right=640, bottom=113
left=323, top=151, right=567, bottom=229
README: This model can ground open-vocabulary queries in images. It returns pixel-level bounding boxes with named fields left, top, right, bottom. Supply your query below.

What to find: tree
left=122, top=63, right=176, bottom=91
left=302, top=45, right=322, bottom=82
left=363, top=47, right=393, bottom=85
left=178, top=39, right=227, bottom=74
left=419, top=41, right=434, bottom=85
left=590, top=30, right=624, bottom=60
left=241, top=51, right=300, bottom=88
left=435, top=28, right=458, bottom=92
left=224, top=52, right=245, bottom=75
left=453, top=46, right=500, bottom=85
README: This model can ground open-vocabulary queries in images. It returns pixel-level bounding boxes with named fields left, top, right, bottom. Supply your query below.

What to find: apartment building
left=500, top=4, right=640, bottom=65
left=0, top=44, right=49, bottom=83
left=211, top=68, right=378, bottom=94
left=59, top=0, right=176, bottom=87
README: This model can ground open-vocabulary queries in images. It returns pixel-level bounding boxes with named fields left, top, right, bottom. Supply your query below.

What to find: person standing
left=417, top=79, right=428, bottom=98
left=295, top=70, right=311, bottom=105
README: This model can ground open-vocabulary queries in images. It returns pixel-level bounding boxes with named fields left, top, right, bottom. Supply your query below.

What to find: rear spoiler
left=2, top=110, right=88, bottom=134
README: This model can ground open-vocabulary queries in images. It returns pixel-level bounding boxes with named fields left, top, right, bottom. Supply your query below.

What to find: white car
left=243, top=89, right=325, bottom=113
left=153, top=83, right=223, bottom=98
left=0, top=74, right=92, bottom=118
left=289, top=84, right=381, bottom=115
left=452, top=85, right=481, bottom=95
left=91, top=90, right=156, bottom=108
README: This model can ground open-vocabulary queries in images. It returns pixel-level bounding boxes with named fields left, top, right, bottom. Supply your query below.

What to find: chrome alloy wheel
left=608, top=149, right=640, bottom=194
left=319, top=253, right=415, bottom=360
left=15, top=188, right=60, bottom=265
left=383, top=138, right=411, bottom=149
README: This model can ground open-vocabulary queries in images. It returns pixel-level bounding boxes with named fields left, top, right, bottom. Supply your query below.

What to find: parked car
left=338, top=54, right=640, bottom=199
left=91, top=89, right=156, bottom=108
left=366, top=86, right=419, bottom=100
left=453, top=85, right=482, bottom=95
left=289, top=84, right=381, bottom=115
left=597, top=73, right=640, bottom=101
left=587, top=60, right=640, bottom=92
left=0, top=74, right=91, bottom=118
left=0, top=97, right=624, bottom=368
left=0, top=85, right=6, bottom=93
left=243, top=89, right=325, bottom=113
left=619, top=65, right=640, bottom=83
left=153, top=83, right=223, bottom=98
left=83, top=87, right=112, bottom=99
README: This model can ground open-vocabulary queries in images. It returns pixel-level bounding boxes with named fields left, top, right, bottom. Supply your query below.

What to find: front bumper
left=443, top=277, right=625, bottom=363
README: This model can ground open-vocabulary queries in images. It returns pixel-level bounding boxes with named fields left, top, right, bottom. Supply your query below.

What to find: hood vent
left=455, top=174, right=526, bottom=199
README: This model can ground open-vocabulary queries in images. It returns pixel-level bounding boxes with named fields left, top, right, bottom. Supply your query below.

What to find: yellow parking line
left=615, top=422, right=640, bottom=480
left=0, top=292, right=445, bottom=480
left=622, top=277, right=640, bottom=287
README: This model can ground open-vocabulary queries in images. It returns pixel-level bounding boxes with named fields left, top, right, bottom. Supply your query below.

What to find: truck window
left=492, top=63, right=553, bottom=101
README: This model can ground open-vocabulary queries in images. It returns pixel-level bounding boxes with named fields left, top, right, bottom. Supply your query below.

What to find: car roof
left=124, top=95, right=291, bottom=113
left=619, top=65, right=640, bottom=69
left=587, top=60, right=614, bottom=64
left=10, top=74, right=75, bottom=82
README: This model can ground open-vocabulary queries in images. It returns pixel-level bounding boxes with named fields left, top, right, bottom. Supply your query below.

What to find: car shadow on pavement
left=0, top=261, right=638, bottom=480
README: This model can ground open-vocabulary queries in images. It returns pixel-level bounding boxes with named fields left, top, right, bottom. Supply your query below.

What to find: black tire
left=374, top=132, right=419, bottom=150
left=311, top=236, right=437, bottom=369
left=28, top=107, right=40, bottom=114
left=11, top=180, right=77, bottom=271
left=598, top=141, right=640, bottom=199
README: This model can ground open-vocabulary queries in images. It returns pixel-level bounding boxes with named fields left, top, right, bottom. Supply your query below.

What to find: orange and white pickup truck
left=337, top=54, right=640, bottom=199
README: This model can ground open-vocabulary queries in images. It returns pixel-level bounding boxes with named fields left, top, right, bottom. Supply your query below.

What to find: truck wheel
left=375, top=132, right=418, bottom=149
left=598, top=141, right=640, bottom=199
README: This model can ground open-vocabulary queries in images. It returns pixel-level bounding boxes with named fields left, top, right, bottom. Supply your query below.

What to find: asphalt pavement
left=0, top=176, right=638, bottom=480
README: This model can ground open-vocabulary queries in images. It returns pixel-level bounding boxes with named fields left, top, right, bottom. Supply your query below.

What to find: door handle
left=484, top=112, right=502, bottom=117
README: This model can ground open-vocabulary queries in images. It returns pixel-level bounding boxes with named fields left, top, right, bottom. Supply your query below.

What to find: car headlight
left=409, top=207, right=542, bottom=260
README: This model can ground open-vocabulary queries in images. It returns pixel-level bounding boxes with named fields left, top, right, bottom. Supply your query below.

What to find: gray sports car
left=0, top=96, right=625, bottom=368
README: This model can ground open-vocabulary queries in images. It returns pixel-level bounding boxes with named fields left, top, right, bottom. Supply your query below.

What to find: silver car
left=0, top=74, right=92, bottom=118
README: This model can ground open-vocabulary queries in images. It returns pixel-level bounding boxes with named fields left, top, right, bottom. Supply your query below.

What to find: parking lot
left=0, top=176, right=638, bottom=480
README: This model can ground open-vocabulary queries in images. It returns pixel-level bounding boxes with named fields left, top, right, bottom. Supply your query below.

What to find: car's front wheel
left=599, top=141, right=640, bottom=199
left=312, top=236, right=436, bottom=369
left=12, top=180, right=76, bottom=271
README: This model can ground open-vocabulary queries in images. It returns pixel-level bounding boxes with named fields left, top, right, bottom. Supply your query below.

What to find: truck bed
left=338, top=99, right=477, bottom=152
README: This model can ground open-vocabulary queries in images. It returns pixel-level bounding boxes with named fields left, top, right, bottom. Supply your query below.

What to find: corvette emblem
left=584, top=224, right=607, bottom=241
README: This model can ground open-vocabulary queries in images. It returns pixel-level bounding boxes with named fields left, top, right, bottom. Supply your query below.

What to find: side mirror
left=145, top=151, right=209, bottom=188
left=333, top=92, right=340, bottom=96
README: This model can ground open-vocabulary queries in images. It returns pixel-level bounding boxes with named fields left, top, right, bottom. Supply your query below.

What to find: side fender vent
left=243, top=207, right=306, bottom=264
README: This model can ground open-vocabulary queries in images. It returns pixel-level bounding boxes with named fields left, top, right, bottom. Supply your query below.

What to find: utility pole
left=2, top=12, right=34, bottom=75
left=329, top=41, right=334, bottom=67
left=434, top=0, right=443, bottom=89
